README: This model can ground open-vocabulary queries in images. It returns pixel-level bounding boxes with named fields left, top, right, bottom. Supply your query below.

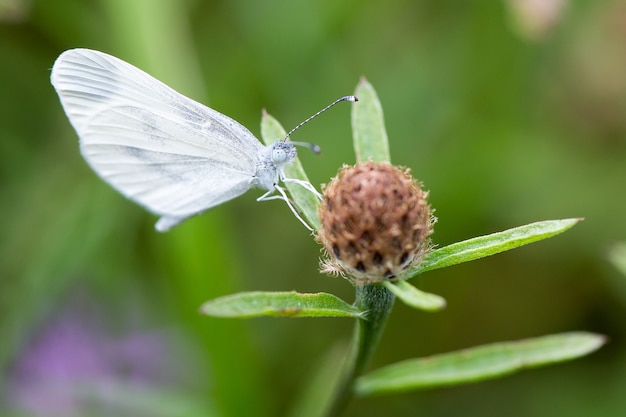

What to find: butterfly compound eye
left=272, top=147, right=288, bottom=164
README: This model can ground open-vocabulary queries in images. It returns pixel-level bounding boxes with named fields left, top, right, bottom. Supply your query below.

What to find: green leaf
left=608, top=242, right=626, bottom=277
left=606, top=242, right=626, bottom=304
left=351, top=77, right=390, bottom=163
left=199, top=291, right=364, bottom=318
left=260, top=111, right=321, bottom=230
left=287, top=342, right=348, bottom=417
left=407, top=218, right=582, bottom=278
left=382, top=280, right=446, bottom=312
left=355, top=332, right=606, bottom=396
left=73, top=380, right=216, bottom=416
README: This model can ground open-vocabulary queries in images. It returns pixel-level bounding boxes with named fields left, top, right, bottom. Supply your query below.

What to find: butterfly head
left=270, top=140, right=297, bottom=167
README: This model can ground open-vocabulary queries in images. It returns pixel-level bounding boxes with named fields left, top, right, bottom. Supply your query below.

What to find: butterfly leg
left=257, top=186, right=314, bottom=232
left=280, top=176, right=323, bottom=200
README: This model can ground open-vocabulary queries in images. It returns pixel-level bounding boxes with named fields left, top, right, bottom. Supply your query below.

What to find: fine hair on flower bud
left=317, top=161, right=434, bottom=285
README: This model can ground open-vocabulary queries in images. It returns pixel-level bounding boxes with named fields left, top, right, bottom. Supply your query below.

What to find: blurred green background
left=2, top=0, right=626, bottom=416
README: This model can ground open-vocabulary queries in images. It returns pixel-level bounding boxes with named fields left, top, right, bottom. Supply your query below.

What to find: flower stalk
left=326, top=283, right=395, bottom=416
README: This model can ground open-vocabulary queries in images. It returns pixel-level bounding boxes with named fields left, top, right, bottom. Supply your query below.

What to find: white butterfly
left=50, top=48, right=356, bottom=232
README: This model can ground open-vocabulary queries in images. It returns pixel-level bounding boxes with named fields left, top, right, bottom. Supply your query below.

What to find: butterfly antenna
left=283, top=95, right=358, bottom=154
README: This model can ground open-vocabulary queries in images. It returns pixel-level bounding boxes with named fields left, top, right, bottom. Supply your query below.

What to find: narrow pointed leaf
left=352, top=78, right=390, bottom=163
left=200, top=291, right=364, bottom=318
left=608, top=242, right=626, bottom=277
left=287, top=343, right=348, bottom=417
left=261, top=111, right=321, bottom=230
left=407, top=218, right=582, bottom=278
left=606, top=242, right=626, bottom=302
left=383, top=280, right=446, bottom=312
left=355, top=332, right=605, bottom=396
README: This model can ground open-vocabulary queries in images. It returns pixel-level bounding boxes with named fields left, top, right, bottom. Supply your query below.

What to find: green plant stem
left=325, top=283, right=395, bottom=417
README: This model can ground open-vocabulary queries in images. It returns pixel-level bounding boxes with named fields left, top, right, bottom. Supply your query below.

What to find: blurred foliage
left=1, top=0, right=625, bottom=416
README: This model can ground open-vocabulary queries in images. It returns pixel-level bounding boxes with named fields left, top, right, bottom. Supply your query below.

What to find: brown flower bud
left=317, top=161, right=434, bottom=285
